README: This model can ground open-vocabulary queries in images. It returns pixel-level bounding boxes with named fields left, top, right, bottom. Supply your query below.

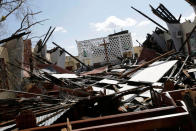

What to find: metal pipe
left=42, top=27, right=56, bottom=47
left=42, top=26, right=52, bottom=45
left=131, top=6, right=168, bottom=32
left=52, top=42, right=89, bottom=68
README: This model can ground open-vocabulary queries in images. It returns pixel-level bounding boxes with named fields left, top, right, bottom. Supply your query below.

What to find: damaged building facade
left=137, top=1, right=196, bottom=57
left=76, top=30, right=134, bottom=66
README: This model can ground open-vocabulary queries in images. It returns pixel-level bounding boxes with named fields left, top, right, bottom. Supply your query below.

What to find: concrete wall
left=134, top=46, right=143, bottom=58
left=33, top=40, right=47, bottom=59
left=65, top=56, right=80, bottom=70
left=0, top=47, right=9, bottom=63
left=181, top=18, right=196, bottom=53
left=0, top=38, right=24, bottom=98
left=167, top=23, right=183, bottom=51
left=50, top=48, right=66, bottom=69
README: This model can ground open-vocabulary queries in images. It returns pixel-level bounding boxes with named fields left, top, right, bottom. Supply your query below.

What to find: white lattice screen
left=76, top=33, right=134, bottom=66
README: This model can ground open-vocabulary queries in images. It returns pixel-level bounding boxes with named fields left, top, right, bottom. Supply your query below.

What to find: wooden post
left=0, top=58, right=9, bottom=89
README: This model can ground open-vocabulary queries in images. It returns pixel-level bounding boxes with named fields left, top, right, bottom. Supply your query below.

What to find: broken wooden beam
left=52, top=42, right=89, bottom=69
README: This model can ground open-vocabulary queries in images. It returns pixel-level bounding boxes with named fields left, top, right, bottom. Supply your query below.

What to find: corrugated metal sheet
left=37, top=109, right=68, bottom=127
left=0, top=109, right=69, bottom=131
left=129, top=60, right=177, bottom=83
left=81, top=66, right=108, bottom=76
left=0, top=124, right=16, bottom=131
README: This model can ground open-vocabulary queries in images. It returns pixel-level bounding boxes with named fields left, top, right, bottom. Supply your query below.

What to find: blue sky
left=4, top=0, right=196, bottom=55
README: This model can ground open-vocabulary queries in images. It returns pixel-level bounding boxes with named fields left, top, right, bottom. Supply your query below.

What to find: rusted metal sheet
left=137, top=48, right=159, bottom=63
left=81, top=66, right=108, bottom=76
left=37, top=64, right=73, bottom=74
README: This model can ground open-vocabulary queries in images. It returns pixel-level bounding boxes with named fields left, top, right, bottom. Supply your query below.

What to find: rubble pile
left=0, top=1, right=196, bottom=131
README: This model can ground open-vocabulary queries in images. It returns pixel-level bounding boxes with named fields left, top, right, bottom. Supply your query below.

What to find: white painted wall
left=50, top=48, right=66, bottom=69
left=181, top=18, right=196, bottom=53
left=167, top=23, right=183, bottom=51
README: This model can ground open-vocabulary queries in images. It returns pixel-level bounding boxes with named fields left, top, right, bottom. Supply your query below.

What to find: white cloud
left=131, top=33, right=146, bottom=46
left=181, top=13, right=195, bottom=22
left=66, top=45, right=78, bottom=56
left=90, top=16, right=137, bottom=32
left=55, top=26, right=67, bottom=33
left=137, top=20, right=151, bottom=27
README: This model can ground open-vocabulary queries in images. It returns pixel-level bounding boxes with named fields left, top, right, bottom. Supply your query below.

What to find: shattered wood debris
left=1, top=44, right=196, bottom=131
left=1, top=2, right=196, bottom=131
